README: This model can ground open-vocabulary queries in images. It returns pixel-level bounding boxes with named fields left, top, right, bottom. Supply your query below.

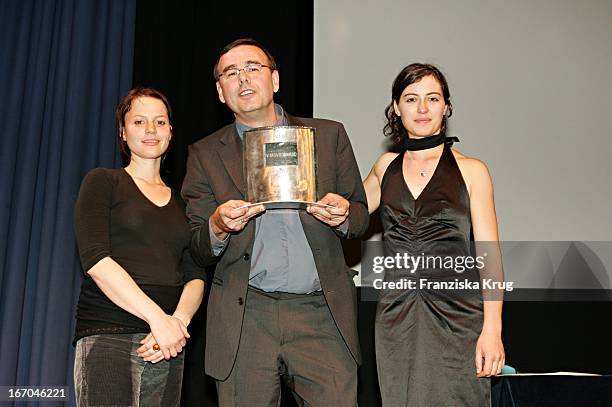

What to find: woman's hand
left=137, top=333, right=165, bottom=363
left=137, top=279, right=204, bottom=363
left=475, top=329, right=505, bottom=377
left=146, top=314, right=190, bottom=361
left=136, top=311, right=190, bottom=363
left=171, top=310, right=192, bottom=328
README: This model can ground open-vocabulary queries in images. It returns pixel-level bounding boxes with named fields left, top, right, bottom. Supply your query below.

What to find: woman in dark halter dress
left=363, top=64, right=505, bottom=406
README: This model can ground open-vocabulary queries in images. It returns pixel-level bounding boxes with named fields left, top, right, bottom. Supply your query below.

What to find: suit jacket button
left=238, top=297, right=244, bottom=305
left=243, top=253, right=250, bottom=261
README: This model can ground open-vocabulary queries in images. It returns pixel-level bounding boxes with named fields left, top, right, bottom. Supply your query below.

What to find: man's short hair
left=213, top=38, right=277, bottom=80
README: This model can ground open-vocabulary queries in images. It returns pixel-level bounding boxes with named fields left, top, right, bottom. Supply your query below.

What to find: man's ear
left=272, top=70, right=280, bottom=93
left=216, top=82, right=226, bottom=104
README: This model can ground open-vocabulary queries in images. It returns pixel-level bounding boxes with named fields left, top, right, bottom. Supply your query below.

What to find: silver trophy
left=243, top=126, right=324, bottom=209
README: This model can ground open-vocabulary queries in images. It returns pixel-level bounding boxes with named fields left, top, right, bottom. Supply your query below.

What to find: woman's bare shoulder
left=452, top=148, right=490, bottom=177
left=373, top=152, right=400, bottom=177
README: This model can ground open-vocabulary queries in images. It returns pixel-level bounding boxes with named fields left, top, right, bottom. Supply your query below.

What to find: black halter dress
left=375, top=143, right=490, bottom=406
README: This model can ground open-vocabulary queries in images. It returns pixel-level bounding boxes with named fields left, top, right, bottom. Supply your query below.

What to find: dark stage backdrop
left=131, top=1, right=313, bottom=405
left=132, top=0, right=314, bottom=190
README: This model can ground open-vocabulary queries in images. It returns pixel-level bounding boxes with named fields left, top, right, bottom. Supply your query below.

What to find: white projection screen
left=314, top=0, right=612, bottom=242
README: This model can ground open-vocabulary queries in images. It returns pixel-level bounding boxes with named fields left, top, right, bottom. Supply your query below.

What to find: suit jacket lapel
left=218, top=125, right=246, bottom=197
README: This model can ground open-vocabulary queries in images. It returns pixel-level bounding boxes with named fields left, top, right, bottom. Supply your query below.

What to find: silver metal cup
left=243, top=126, right=316, bottom=209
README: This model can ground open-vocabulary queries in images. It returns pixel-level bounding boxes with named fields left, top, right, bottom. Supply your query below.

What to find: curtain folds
left=0, top=0, right=136, bottom=401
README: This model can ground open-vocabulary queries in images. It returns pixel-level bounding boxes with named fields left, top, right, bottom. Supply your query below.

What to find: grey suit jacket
left=181, top=114, right=369, bottom=380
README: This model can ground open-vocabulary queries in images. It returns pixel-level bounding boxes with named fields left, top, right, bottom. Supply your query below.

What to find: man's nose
left=238, top=68, right=249, bottom=83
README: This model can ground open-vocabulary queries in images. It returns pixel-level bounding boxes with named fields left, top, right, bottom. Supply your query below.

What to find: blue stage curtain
left=0, top=0, right=135, bottom=402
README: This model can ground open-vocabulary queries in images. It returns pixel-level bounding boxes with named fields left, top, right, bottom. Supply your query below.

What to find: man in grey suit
left=182, top=38, right=369, bottom=406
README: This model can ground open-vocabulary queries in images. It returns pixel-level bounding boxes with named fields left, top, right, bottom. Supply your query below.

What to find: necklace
left=403, top=162, right=435, bottom=178
left=404, top=134, right=459, bottom=177
left=407, top=155, right=438, bottom=177
left=416, top=164, right=436, bottom=177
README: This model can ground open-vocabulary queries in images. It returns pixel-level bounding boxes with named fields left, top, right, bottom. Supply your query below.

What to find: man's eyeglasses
left=218, top=63, right=272, bottom=81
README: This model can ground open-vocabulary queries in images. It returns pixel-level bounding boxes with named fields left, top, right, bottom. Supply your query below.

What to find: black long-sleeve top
left=73, top=168, right=204, bottom=343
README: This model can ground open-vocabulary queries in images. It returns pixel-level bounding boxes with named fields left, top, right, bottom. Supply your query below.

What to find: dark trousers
left=74, top=333, right=184, bottom=406
left=216, top=286, right=357, bottom=407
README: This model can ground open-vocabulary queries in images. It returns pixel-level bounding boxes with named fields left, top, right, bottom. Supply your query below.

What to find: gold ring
left=152, top=344, right=160, bottom=351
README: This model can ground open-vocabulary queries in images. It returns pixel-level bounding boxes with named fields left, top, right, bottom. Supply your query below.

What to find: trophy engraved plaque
left=243, top=126, right=320, bottom=209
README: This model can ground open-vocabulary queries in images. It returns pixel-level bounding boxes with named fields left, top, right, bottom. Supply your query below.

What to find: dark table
left=491, top=375, right=612, bottom=407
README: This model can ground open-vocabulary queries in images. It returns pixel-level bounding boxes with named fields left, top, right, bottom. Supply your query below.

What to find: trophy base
left=239, top=200, right=336, bottom=210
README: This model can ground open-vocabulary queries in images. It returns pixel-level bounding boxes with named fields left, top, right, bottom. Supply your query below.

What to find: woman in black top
left=73, top=87, right=205, bottom=406
left=363, top=64, right=504, bottom=406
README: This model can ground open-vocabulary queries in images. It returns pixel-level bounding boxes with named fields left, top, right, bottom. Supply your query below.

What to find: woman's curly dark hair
left=383, top=63, right=453, bottom=145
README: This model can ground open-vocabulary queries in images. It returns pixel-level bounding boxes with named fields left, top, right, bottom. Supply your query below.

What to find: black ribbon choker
left=403, top=133, right=459, bottom=151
